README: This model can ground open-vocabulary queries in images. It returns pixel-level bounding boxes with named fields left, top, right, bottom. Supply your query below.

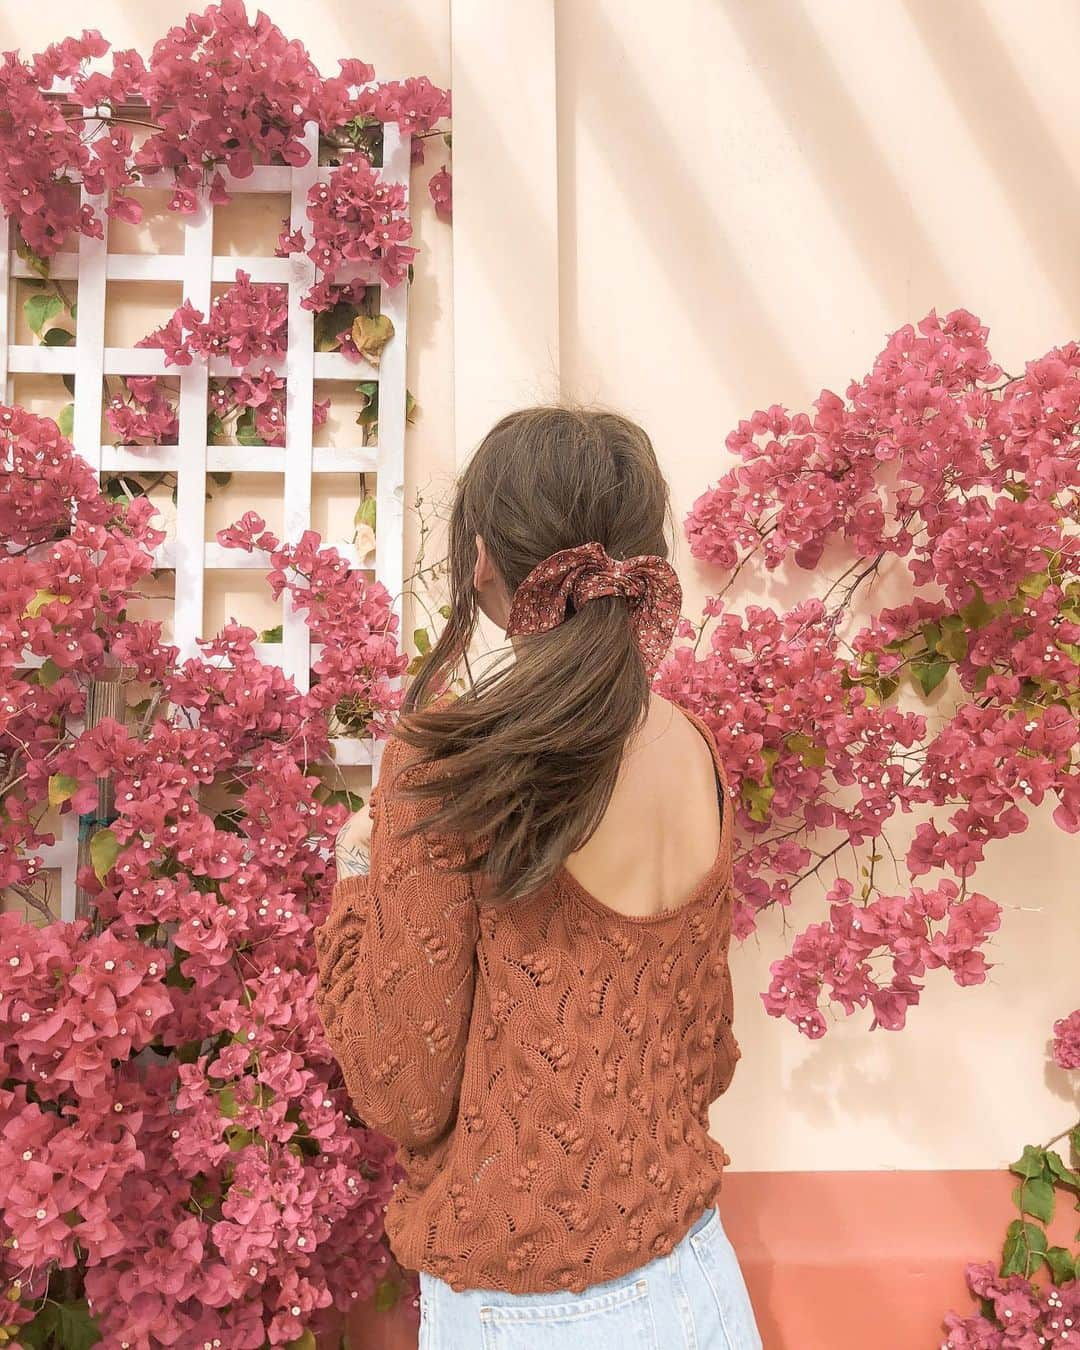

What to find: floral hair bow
left=503, top=540, right=683, bottom=676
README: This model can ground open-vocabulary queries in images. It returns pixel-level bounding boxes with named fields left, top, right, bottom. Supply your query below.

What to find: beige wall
left=551, top=0, right=1079, bottom=1170
left=9, top=1, right=1078, bottom=1174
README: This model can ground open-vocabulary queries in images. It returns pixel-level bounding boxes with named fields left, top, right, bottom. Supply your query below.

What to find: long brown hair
left=386, top=403, right=677, bottom=904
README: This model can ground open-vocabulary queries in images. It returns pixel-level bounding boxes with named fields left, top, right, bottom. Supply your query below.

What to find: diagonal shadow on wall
left=902, top=0, right=1080, bottom=316
left=556, top=2, right=807, bottom=406
left=717, top=0, right=955, bottom=319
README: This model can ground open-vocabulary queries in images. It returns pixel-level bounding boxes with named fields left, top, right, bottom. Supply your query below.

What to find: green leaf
left=937, top=615, right=968, bottom=663
left=1071, top=1124, right=1080, bottom=1164
left=351, top=313, right=395, bottom=365
left=57, top=401, right=75, bottom=439
left=89, top=827, right=121, bottom=882
left=1045, top=1245, right=1077, bottom=1283
left=960, top=585, right=996, bottom=630
left=1045, top=1148, right=1080, bottom=1191
left=1010, top=1145, right=1048, bottom=1180
left=21, top=1301, right=101, bottom=1350
left=911, top=658, right=949, bottom=696
left=1018, top=570, right=1051, bottom=598
left=785, top=732, right=826, bottom=767
left=405, top=388, right=418, bottom=423
left=1012, top=1178, right=1055, bottom=1224
left=24, top=589, right=70, bottom=617
left=207, top=411, right=225, bottom=441
left=37, top=657, right=62, bottom=688
left=322, top=788, right=365, bottom=812
left=741, top=779, right=774, bottom=824
left=413, top=626, right=431, bottom=655
left=217, top=1087, right=240, bottom=1119
left=354, top=495, right=377, bottom=531
left=1001, top=1218, right=1047, bottom=1277
left=208, top=471, right=232, bottom=487
left=438, top=604, right=452, bottom=620
left=164, top=960, right=194, bottom=991
left=235, top=411, right=264, bottom=447
left=314, top=300, right=360, bottom=352
left=48, top=774, right=79, bottom=807
left=25, top=292, right=63, bottom=335
left=225, top=1125, right=254, bottom=1151
left=258, top=624, right=283, bottom=644
left=373, top=1278, right=400, bottom=1313
left=285, top=1333, right=317, bottom=1350
left=56, top=1300, right=101, bottom=1350
left=42, top=326, right=75, bottom=346
left=14, top=230, right=50, bottom=278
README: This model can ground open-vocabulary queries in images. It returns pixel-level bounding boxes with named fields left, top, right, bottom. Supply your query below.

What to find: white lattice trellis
left=1, top=118, right=411, bottom=919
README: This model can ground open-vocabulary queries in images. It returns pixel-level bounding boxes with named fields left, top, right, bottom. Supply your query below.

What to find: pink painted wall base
left=341, top=1168, right=1064, bottom=1348
left=720, top=1169, right=1077, bottom=1349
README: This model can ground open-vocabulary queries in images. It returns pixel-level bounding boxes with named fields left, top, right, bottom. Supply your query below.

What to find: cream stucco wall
left=550, top=0, right=1079, bottom=1171
left=9, top=1, right=1078, bottom=1176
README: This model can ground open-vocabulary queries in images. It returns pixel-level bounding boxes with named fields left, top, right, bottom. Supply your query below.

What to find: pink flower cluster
left=1051, top=1010, right=1080, bottom=1071
left=663, top=309, right=1080, bottom=1035
left=944, top=1263, right=1080, bottom=1348
left=303, top=156, right=416, bottom=306
left=428, top=166, right=452, bottom=223
left=942, top=1008, right=1079, bottom=1345
left=130, top=276, right=335, bottom=448
left=138, top=271, right=288, bottom=369
left=105, top=375, right=179, bottom=446
left=0, top=3, right=448, bottom=267
left=0, top=404, right=411, bottom=1346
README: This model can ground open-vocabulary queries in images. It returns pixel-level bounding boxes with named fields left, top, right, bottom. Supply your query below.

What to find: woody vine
left=0, top=6, right=1077, bottom=1350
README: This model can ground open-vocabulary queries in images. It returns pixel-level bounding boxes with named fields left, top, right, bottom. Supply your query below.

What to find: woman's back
left=314, top=404, right=761, bottom=1343
left=314, top=695, right=741, bottom=1295
left=562, top=693, right=727, bottom=920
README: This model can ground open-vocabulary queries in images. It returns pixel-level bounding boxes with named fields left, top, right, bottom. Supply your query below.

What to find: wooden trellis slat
left=2, top=117, right=410, bottom=918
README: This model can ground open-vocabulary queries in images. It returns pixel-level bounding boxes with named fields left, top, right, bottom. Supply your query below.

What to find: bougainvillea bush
left=0, top=0, right=452, bottom=277
left=660, top=308, right=1079, bottom=1038
left=0, top=3, right=450, bottom=1345
left=0, top=406, right=408, bottom=1347
left=941, top=1006, right=1080, bottom=1347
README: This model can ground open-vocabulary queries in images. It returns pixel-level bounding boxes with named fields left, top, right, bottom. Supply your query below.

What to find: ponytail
left=387, top=405, right=676, bottom=905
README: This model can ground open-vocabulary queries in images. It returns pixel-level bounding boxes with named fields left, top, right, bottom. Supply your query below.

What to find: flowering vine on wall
left=0, top=4, right=449, bottom=1348
left=663, top=308, right=1079, bottom=1339
left=667, top=309, right=1077, bottom=1038
left=942, top=1008, right=1079, bottom=1345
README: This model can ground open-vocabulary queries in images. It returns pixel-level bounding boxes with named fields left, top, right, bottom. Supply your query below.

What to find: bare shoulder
left=616, top=694, right=718, bottom=795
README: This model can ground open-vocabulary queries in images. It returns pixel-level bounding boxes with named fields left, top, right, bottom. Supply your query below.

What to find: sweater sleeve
left=313, top=734, right=480, bottom=1150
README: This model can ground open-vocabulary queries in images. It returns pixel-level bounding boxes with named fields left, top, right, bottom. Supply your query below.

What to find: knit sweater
left=313, top=698, right=740, bottom=1295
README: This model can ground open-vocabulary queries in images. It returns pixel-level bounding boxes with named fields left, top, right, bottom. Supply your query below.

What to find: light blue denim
left=417, top=1204, right=763, bottom=1349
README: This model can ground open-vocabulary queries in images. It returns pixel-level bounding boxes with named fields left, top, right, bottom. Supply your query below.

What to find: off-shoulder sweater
left=313, top=698, right=740, bottom=1295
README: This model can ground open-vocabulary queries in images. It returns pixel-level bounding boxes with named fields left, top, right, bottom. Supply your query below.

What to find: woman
left=314, top=406, right=763, bottom=1348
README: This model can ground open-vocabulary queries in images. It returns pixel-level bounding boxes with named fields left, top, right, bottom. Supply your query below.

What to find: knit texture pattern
left=314, top=701, right=740, bottom=1295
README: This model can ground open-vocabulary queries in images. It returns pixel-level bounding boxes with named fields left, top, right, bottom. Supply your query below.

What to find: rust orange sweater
left=313, top=700, right=740, bottom=1294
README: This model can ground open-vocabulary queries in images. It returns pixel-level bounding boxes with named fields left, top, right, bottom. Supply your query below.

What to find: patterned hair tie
left=503, top=540, right=683, bottom=676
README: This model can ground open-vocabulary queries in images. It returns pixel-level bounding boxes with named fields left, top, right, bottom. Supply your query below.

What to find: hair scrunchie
left=503, top=540, right=683, bottom=677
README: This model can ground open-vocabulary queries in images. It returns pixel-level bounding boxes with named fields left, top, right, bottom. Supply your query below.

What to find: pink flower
left=1051, top=1008, right=1080, bottom=1070
left=428, top=166, right=452, bottom=222
left=306, top=156, right=416, bottom=289
left=0, top=402, right=406, bottom=1341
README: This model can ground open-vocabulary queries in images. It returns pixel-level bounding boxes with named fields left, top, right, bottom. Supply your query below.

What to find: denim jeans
left=417, top=1204, right=763, bottom=1348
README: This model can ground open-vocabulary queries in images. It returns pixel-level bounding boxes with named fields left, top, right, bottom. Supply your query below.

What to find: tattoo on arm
left=337, top=842, right=371, bottom=877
